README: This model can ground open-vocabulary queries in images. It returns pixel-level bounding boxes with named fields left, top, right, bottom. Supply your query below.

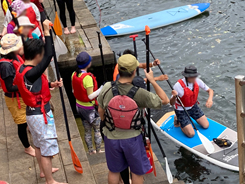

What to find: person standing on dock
left=72, top=51, right=103, bottom=155
left=56, top=0, right=76, bottom=34
left=14, top=20, right=66, bottom=184
left=0, top=33, right=35, bottom=157
left=170, top=65, right=214, bottom=138
left=97, top=54, right=170, bottom=184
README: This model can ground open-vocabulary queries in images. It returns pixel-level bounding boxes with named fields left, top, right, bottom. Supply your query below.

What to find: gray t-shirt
left=98, top=81, right=162, bottom=140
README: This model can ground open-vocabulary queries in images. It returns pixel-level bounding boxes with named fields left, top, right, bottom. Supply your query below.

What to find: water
left=83, top=0, right=242, bottom=183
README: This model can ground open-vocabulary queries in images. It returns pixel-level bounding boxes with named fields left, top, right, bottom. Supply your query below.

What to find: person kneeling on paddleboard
left=98, top=54, right=171, bottom=184
left=170, top=65, right=214, bottom=138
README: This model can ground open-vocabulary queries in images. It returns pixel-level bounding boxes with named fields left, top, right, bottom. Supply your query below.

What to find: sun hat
left=118, top=54, right=139, bottom=73
left=0, top=34, right=23, bottom=55
left=13, top=16, right=35, bottom=32
left=181, top=65, right=200, bottom=78
left=76, top=52, right=92, bottom=69
left=11, top=0, right=31, bottom=17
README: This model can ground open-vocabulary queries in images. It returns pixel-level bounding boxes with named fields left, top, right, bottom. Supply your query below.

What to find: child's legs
left=91, top=117, right=102, bottom=151
left=82, top=120, right=94, bottom=152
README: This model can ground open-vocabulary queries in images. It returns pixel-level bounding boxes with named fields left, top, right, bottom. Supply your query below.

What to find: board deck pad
left=155, top=111, right=239, bottom=171
left=101, top=3, right=210, bottom=37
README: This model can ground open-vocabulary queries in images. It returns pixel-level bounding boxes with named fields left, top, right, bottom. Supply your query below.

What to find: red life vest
left=15, top=66, right=51, bottom=123
left=25, top=6, right=42, bottom=38
left=0, top=55, right=24, bottom=109
left=105, top=82, right=143, bottom=131
left=72, top=72, right=98, bottom=104
left=176, top=79, right=199, bottom=108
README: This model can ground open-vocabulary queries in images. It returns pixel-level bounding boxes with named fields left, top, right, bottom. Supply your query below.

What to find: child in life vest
left=71, top=52, right=103, bottom=155
left=0, top=33, right=35, bottom=157
left=170, top=65, right=214, bottom=138
left=15, top=20, right=66, bottom=184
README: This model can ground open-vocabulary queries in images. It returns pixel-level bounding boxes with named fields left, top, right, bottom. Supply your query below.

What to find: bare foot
left=96, top=150, right=105, bottom=153
left=45, top=182, right=68, bottom=184
left=89, top=150, right=96, bottom=155
left=70, top=26, right=76, bottom=34
left=64, top=27, right=70, bottom=35
left=25, top=146, right=35, bottom=157
left=40, top=168, right=59, bottom=178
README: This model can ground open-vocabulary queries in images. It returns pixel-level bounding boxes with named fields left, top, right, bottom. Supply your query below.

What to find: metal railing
left=235, top=75, right=245, bottom=184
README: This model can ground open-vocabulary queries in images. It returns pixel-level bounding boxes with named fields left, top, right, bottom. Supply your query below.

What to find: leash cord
left=95, top=0, right=102, bottom=27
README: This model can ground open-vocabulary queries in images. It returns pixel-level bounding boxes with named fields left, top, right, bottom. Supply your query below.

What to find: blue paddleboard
left=101, top=3, right=210, bottom=37
left=152, top=111, right=238, bottom=171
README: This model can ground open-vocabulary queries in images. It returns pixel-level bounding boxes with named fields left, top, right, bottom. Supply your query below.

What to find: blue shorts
left=104, top=134, right=151, bottom=175
left=175, top=103, right=204, bottom=128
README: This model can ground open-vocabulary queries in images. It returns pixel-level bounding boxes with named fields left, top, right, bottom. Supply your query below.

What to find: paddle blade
left=54, top=12, right=63, bottom=36
left=54, top=35, right=68, bottom=59
left=165, top=157, right=173, bottom=184
left=69, top=141, right=83, bottom=173
left=148, top=142, right=157, bottom=177
left=197, top=130, right=215, bottom=154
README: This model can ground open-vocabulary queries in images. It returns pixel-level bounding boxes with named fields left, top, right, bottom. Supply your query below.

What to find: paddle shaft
left=97, top=31, right=107, bottom=82
left=49, top=29, right=72, bottom=141
left=53, top=0, right=58, bottom=12
left=41, top=3, right=58, bottom=36
left=129, top=35, right=139, bottom=76
left=145, top=33, right=151, bottom=140
left=142, top=39, right=198, bottom=131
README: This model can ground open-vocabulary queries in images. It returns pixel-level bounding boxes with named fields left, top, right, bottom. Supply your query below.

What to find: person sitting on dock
left=170, top=65, right=214, bottom=138
left=98, top=54, right=170, bottom=184
left=71, top=51, right=102, bottom=155
left=14, top=20, right=66, bottom=184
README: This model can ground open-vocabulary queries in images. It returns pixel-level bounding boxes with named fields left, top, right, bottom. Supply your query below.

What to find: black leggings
left=100, top=121, right=130, bottom=184
left=18, top=123, right=30, bottom=148
left=56, top=0, right=76, bottom=27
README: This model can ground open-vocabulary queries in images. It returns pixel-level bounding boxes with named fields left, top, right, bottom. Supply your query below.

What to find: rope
left=95, top=0, right=102, bottom=27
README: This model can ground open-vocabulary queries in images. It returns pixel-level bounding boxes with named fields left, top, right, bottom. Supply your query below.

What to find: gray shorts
left=26, top=111, right=59, bottom=157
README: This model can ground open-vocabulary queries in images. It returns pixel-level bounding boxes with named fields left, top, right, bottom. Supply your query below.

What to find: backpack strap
left=111, top=81, right=119, bottom=97
left=127, top=86, right=139, bottom=99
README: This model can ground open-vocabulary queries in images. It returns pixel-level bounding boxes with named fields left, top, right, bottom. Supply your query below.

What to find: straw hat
left=13, top=16, right=35, bottom=32
left=0, top=34, right=22, bottom=55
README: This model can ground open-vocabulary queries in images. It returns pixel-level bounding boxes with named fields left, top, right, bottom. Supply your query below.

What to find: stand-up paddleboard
left=152, top=111, right=239, bottom=171
left=101, top=3, right=210, bottom=37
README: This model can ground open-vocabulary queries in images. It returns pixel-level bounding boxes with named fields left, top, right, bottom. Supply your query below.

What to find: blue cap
left=76, top=52, right=92, bottom=69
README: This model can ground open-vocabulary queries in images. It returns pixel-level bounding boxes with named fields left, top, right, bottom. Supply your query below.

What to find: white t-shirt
left=173, top=78, right=209, bottom=110
left=3, top=3, right=40, bottom=27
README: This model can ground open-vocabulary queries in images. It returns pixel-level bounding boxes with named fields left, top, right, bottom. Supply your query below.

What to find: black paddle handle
left=141, top=39, right=198, bottom=131
left=53, top=0, right=58, bottom=12
left=146, top=33, right=151, bottom=141
left=49, top=29, right=72, bottom=141
left=132, top=40, right=139, bottom=76
left=97, top=31, right=107, bottom=82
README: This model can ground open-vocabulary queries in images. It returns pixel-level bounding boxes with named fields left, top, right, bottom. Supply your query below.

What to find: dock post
left=235, top=75, right=245, bottom=183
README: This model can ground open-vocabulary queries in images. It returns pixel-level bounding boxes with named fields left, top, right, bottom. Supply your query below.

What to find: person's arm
left=144, top=68, right=169, bottom=105
left=139, top=59, right=161, bottom=69
left=98, top=106, right=105, bottom=121
left=4, top=76, right=18, bottom=92
left=25, top=20, right=52, bottom=83
left=206, top=88, right=214, bottom=108
left=170, top=90, right=178, bottom=106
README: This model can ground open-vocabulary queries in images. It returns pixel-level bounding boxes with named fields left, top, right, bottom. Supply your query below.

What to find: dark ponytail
left=76, top=67, right=82, bottom=77
left=1, top=52, right=18, bottom=61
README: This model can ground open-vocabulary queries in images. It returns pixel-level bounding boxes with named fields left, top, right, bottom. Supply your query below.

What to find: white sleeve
left=88, top=85, right=103, bottom=100
left=31, top=3, right=41, bottom=22
left=3, top=10, right=12, bottom=27
left=173, top=82, right=184, bottom=98
left=197, top=78, right=209, bottom=91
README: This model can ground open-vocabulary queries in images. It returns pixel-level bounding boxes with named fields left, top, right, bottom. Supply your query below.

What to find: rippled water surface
left=84, top=0, right=243, bottom=183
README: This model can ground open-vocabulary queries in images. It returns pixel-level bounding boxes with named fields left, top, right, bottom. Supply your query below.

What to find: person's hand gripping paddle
left=144, top=26, right=173, bottom=184
left=142, top=38, right=215, bottom=155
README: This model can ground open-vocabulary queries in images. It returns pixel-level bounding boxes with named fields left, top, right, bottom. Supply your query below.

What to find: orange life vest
left=72, top=72, right=98, bottom=104
left=15, top=66, right=51, bottom=123
left=113, top=64, right=119, bottom=81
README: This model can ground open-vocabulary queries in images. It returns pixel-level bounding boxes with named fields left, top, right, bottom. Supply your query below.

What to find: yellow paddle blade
left=54, top=12, right=63, bottom=36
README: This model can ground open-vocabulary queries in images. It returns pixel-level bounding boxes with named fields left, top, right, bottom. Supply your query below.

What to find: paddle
left=49, top=25, right=83, bottom=173
left=142, top=38, right=215, bottom=154
left=41, top=3, right=68, bottom=61
left=145, top=26, right=151, bottom=141
left=129, top=34, right=139, bottom=76
left=96, top=31, right=107, bottom=82
left=53, top=0, right=62, bottom=36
